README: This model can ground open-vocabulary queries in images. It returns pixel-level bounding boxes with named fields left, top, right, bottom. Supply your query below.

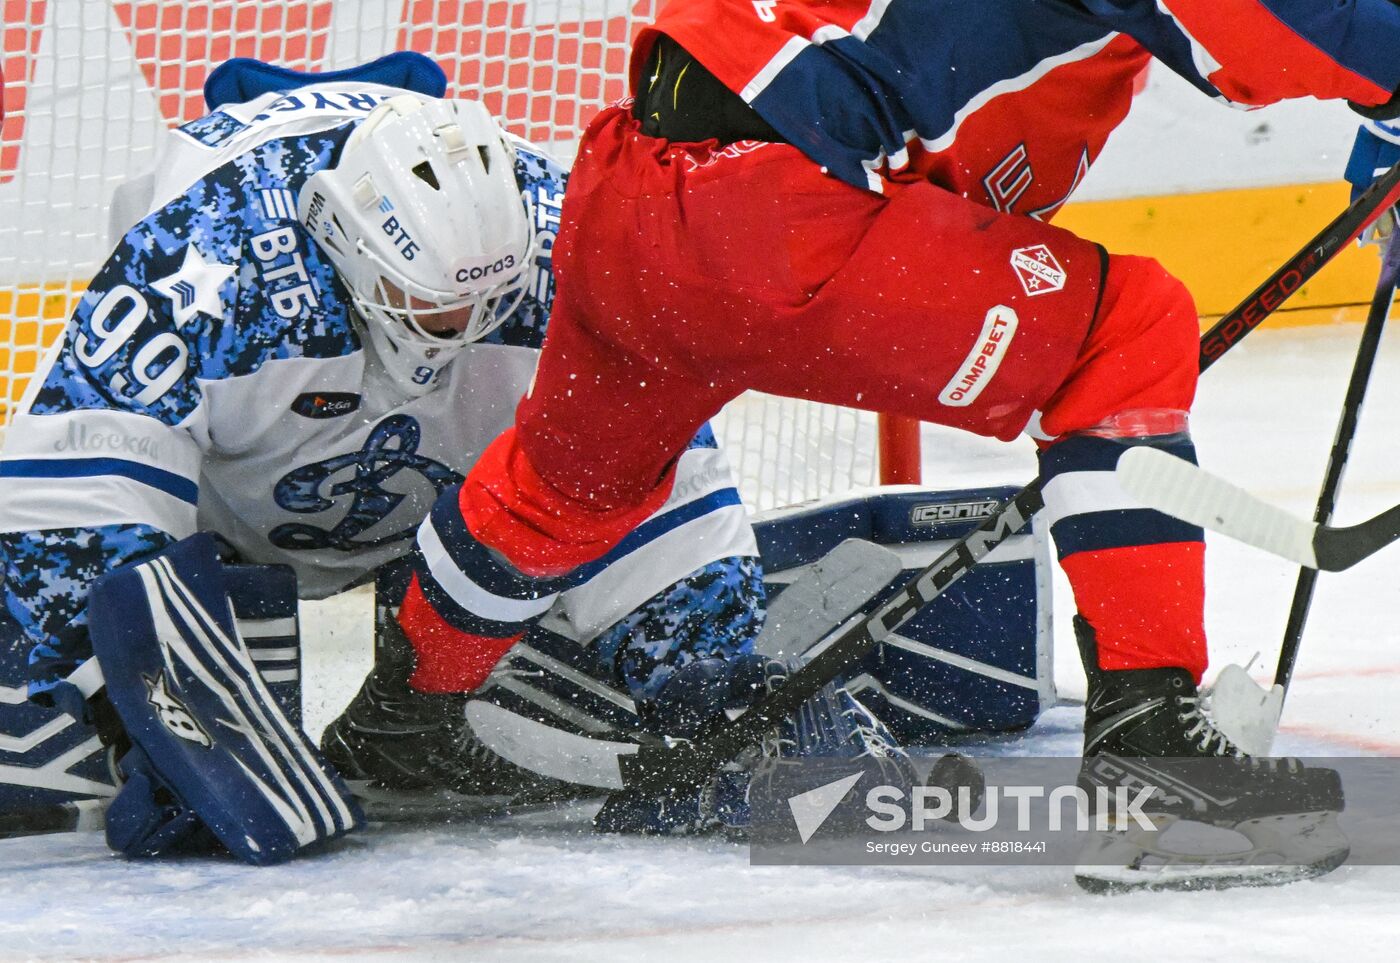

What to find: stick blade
left=1316, top=503, right=1400, bottom=571
left=1117, top=448, right=1318, bottom=568
left=1205, top=663, right=1282, bottom=756
left=464, top=700, right=632, bottom=790
left=754, top=538, right=903, bottom=660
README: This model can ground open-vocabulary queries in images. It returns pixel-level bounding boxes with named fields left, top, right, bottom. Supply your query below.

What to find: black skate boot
left=320, top=621, right=569, bottom=819
left=1081, top=632, right=1236, bottom=760
left=1072, top=617, right=1348, bottom=893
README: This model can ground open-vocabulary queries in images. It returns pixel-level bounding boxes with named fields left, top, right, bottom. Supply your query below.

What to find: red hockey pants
left=459, top=107, right=1205, bottom=676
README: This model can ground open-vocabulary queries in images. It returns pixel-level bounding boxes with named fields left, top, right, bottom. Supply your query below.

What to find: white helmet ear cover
left=298, top=95, right=536, bottom=392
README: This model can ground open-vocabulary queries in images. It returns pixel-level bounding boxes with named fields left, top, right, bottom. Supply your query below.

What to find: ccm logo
left=910, top=500, right=1000, bottom=525
left=457, top=254, right=516, bottom=283
left=939, top=306, right=1019, bottom=407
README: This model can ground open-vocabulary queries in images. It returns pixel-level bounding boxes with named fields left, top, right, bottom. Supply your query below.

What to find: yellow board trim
left=0, top=285, right=82, bottom=420
left=1054, top=179, right=1382, bottom=328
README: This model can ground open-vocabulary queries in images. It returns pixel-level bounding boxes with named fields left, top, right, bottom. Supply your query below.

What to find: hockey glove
left=1345, top=119, right=1400, bottom=246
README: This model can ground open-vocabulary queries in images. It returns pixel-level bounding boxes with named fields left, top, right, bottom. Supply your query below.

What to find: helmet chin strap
left=355, top=303, right=465, bottom=398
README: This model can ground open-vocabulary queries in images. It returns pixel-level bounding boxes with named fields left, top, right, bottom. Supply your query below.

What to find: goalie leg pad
left=0, top=559, right=304, bottom=838
left=88, top=534, right=362, bottom=864
left=103, top=746, right=213, bottom=858
left=223, top=561, right=303, bottom=728
left=752, top=488, right=1055, bottom=740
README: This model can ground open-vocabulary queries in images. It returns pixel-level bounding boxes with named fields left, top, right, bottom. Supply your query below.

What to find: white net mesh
left=0, top=0, right=889, bottom=510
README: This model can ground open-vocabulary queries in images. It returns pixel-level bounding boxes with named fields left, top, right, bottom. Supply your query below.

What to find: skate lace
left=458, top=729, right=505, bottom=766
left=458, top=675, right=530, bottom=770
left=491, top=667, right=542, bottom=684
left=840, top=702, right=898, bottom=760
left=761, top=663, right=797, bottom=757
left=1175, top=694, right=1245, bottom=758
left=763, top=729, right=798, bottom=756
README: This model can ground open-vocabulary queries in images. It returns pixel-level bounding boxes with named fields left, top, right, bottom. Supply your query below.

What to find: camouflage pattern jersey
left=0, top=81, right=761, bottom=712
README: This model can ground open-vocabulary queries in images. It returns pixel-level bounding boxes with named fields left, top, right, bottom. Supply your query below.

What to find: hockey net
left=0, top=0, right=918, bottom=511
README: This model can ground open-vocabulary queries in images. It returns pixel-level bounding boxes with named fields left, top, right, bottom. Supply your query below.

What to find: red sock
left=1060, top=541, right=1207, bottom=681
left=397, top=575, right=522, bottom=693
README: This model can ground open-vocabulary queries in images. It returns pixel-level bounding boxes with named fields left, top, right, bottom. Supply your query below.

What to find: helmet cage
left=299, top=94, right=537, bottom=392
left=347, top=219, right=536, bottom=349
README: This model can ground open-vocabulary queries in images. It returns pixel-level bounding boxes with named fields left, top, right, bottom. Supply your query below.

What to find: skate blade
left=1074, top=811, right=1350, bottom=894
left=349, top=782, right=517, bottom=822
left=349, top=780, right=602, bottom=823
left=1074, top=849, right=1349, bottom=894
left=0, top=799, right=108, bottom=839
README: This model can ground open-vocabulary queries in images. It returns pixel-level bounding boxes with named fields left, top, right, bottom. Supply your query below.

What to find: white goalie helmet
left=299, top=94, right=535, bottom=395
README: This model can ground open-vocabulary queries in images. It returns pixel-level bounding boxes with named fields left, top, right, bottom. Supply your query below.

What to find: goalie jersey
left=0, top=78, right=756, bottom=703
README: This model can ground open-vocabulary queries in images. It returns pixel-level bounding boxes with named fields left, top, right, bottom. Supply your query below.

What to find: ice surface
left=4, top=325, right=1400, bottom=961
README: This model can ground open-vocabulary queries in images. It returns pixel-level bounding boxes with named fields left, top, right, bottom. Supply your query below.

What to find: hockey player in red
left=398, top=0, right=1400, bottom=800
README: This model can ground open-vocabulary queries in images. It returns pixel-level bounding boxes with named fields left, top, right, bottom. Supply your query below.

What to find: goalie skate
left=593, top=655, right=915, bottom=836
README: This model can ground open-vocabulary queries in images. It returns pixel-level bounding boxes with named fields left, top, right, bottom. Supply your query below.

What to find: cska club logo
left=1010, top=245, right=1066, bottom=297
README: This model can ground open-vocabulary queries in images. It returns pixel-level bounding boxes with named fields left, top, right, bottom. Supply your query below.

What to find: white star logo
left=144, top=669, right=212, bottom=748
left=151, top=245, right=235, bottom=328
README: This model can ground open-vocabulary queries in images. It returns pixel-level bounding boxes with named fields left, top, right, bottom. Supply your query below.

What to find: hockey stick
left=1275, top=240, right=1400, bottom=695
left=0, top=799, right=107, bottom=839
left=1111, top=443, right=1400, bottom=758
left=1116, top=446, right=1400, bottom=571
left=469, top=161, right=1400, bottom=794
left=467, top=539, right=905, bottom=790
left=751, top=538, right=906, bottom=660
